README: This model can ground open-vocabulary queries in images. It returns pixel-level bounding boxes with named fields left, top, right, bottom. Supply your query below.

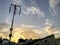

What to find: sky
left=0, top=0, right=60, bottom=42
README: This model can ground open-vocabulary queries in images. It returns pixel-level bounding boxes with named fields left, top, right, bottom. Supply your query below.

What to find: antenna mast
left=9, top=4, right=21, bottom=45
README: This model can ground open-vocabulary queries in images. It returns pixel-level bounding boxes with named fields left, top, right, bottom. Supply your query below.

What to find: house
left=2, top=38, right=9, bottom=45
left=18, top=38, right=33, bottom=45
left=17, top=34, right=57, bottom=45
left=33, top=34, right=56, bottom=45
left=56, top=38, right=60, bottom=45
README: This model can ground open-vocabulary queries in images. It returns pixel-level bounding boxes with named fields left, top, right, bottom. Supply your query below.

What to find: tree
left=0, top=37, right=2, bottom=43
left=18, top=38, right=26, bottom=43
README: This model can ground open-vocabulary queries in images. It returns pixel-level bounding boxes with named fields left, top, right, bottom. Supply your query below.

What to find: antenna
left=9, top=4, right=21, bottom=45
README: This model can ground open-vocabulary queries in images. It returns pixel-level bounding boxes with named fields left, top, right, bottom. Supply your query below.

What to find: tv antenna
left=9, top=4, right=21, bottom=45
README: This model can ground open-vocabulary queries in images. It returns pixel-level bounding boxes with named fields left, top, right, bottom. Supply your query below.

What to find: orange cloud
left=0, top=23, right=60, bottom=42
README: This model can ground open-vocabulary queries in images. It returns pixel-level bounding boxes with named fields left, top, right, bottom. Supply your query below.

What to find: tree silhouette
left=0, top=37, right=2, bottom=43
left=18, top=38, right=26, bottom=43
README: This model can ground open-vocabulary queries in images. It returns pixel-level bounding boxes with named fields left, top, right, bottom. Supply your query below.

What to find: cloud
left=20, top=24, right=38, bottom=28
left=4, top=0, right=45, bottom=25
left=0, top=22, right=48, bottom=42
left=0, top=22, right=60, bottom=42
left=0, top=22, right=9, bottom=39
left=11, top=24, right=53, bottom=42
left=0, top=22, right=9, bottom=30
left=11, top=0, right=44, bottom=18
left=45, top=19, right=54, bottom=34
left=20, top=30, right=40, bottom=39
left=45, top=19, right=54, bottom=26
left=0, top=22, right=45, bottom=42
left=11, top=26, right=41, bottom=42
left=12, top=0, right=36, bottom=5
left=12, top=0, right=22, bottom=5
left=23, top=6, right=44, bottom=17
left=44, top=19, right=60, bottom=38
left=49, top=0, right=60, bottom=16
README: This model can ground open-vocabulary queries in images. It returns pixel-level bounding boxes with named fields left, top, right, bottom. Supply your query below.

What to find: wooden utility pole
left=9, top=4, right=21, bottom=45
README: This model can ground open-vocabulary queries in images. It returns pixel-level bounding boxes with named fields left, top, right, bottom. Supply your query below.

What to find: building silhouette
left=0, top=34, right=60, bottom=45
left=56, top=38, right=60, bottom=45
left=17, top=34, right=57, bottom=45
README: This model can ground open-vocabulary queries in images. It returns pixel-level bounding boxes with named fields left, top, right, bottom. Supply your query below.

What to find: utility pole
left=9, top=4, right=21, bottom=45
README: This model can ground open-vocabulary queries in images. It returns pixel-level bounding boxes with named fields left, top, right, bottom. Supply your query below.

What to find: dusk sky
left=0, top=0, right=60, bottom=42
